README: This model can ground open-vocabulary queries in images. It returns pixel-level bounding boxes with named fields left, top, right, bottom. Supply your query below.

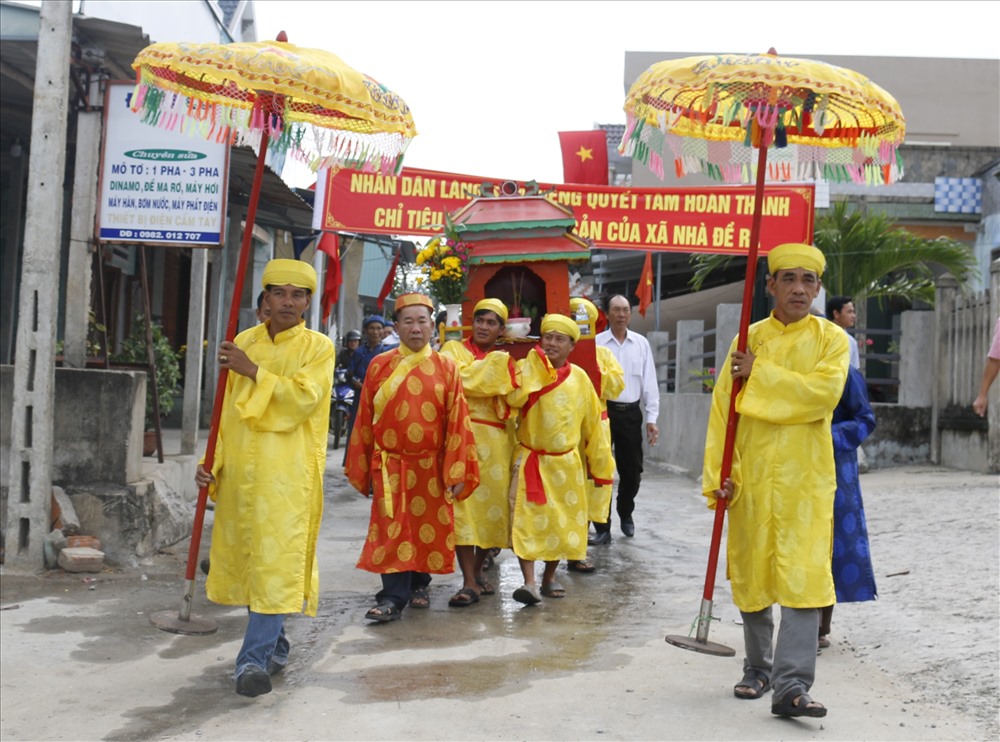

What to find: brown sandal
left=448, top=587, right=480, bottom=607
left=408, top=587, right=430, bottom=609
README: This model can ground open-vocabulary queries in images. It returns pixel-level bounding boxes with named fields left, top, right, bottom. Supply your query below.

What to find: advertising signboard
left=97, top=82, right=228, bottom=246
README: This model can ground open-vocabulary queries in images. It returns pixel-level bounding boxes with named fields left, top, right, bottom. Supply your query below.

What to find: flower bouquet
left=415, top=215, right=471, bottom=306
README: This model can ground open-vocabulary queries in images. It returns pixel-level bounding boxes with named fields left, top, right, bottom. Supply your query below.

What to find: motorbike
left=330, top=366, right=355, bottom=450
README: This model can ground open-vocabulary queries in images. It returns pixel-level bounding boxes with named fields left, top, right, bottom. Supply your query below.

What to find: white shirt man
left=592, top=294, right=660, bottom=541
left=826, top=296, right=860, bottom=369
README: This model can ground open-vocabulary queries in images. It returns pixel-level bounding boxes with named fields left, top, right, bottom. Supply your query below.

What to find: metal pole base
left=665, top=597, right=736, bottom=656
left=149, top=610, right=218, bottom=636
left=665, top=633, right=736, bottom=657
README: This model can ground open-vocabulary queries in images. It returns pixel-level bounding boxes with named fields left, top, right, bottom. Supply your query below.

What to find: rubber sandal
left=408, top=586, right=430, bottom=609
left=733, top=668, right=771, bottom=699
left=771, top=692, right=827, bottom=718
left=448, top=587, right=480, bottom=607
left=512, top=584, right=541, bottom=605
left=475, top=576, right=496, bottom=595
left=365, top=601, right=402, bottom=623
left=540, top=581, right=566, bottom=598
left=567, top=559, right=596, bottom=573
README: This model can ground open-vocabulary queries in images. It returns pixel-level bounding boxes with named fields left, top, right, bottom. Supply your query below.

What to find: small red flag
left=376, top=252, right=400, bottom=311
left=636, top=251, right=654, bottom=318
left=558, top=130, right=609, bottom=185
left=316, top=232, right=341, bottom=323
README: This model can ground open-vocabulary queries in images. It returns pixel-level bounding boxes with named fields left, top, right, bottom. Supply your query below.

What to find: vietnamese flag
left=376, top=252, right=400, bottom=311
left=316, top=232, right=341, bottom=322
left=559, top=130, right=608, bottom=185
left=636, top=251, right=654, bottom=317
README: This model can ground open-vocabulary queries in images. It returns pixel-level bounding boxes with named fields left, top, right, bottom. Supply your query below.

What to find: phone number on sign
left=116, top=230, right=206, bottom=241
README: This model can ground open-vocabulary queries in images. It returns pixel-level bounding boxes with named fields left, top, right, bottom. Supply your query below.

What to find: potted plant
left=113, top=317, right=182, bottom=454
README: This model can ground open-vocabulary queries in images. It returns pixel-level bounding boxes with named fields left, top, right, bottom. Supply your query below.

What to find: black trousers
left=376, top=571, right=432, bottom=610
left=595, top=403, right=644, bottom=533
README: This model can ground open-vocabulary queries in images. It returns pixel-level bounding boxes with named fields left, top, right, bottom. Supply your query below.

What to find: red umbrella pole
left=150, top=135, right=270, bottom=635
left=667, top=141, right=769, bottom=655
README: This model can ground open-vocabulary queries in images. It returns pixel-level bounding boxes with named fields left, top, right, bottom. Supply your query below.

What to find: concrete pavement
left=1, top=448, right=997, bottom=741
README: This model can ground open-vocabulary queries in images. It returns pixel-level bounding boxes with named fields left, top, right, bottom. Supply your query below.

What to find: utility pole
left=4, top=1, right=73, bottom=569
left=181, top=249, right=208, bottom=455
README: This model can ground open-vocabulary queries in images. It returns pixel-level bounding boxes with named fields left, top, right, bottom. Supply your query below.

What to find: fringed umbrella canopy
left=131, top=39, right=417, bottom=174
left=622, top=52, right=906, bottom=185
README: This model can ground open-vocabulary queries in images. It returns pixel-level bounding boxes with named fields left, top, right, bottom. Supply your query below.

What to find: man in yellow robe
left=507, top=314, right=614, bottom=604
left=702, top=243, right=849, bottom=719
left=346, top=293, right=480, bottom=622
left=195, top=259, right=334, bottom=698
left=567, top=296, right=624, bottom=574
left=439, top=298, right=517, bottom=606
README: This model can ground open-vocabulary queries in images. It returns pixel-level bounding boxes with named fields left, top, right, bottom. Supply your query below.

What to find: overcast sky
left=253, top=0, right=999, bottom=188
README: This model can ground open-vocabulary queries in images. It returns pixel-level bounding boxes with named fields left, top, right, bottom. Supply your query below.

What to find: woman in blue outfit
left=819, top=365, right=878, bottom=648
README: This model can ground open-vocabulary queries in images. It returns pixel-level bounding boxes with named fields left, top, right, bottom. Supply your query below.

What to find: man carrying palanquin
left=566, top=296, right=623, bottom=575
left=506, top=313, right=614, bottom=604
left=195, top=258, right=334, bottom=698
left=346, top=292, right=480, bottom=622
left=702, top=242, right=849, bottom=719
left=439, top=298, right=518, bottom=607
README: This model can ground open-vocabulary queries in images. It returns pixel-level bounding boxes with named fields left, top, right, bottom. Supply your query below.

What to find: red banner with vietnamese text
left=320, top=167, right=814, bottom=255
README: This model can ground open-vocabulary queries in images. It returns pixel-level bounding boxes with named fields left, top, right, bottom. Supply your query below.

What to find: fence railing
left=646, top=260, right=998, bottom=472
left=650, top=265, right=995, bottom=404
left=654, top=318, right=906, bottom=398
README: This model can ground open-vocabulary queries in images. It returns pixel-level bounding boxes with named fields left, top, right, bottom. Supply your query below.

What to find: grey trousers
left=741, top=605, right=820, bottom=702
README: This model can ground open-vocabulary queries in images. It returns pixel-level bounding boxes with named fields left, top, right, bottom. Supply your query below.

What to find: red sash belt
left=523, top=445, right=573, bottom=505
left=471, top=417, right=506, bottom=430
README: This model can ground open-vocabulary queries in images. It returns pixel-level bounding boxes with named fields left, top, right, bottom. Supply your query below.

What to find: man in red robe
left=346, top=293, right=480, bottom=621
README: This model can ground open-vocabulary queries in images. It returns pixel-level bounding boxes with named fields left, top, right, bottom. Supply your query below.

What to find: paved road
left=1, top=460, right=997, bottom=741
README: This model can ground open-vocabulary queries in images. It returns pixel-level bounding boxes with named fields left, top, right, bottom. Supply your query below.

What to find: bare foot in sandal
left=540, top=581, right=566, bottom=598
left=408, top=587, right=430, bottom=609
left=475, top=576, right=495, bottom=595
left=771, top=692, right=827, bottom=718
left=733, top=668, right=771, bottom=699
left=448, top=587, right=480, bottom=607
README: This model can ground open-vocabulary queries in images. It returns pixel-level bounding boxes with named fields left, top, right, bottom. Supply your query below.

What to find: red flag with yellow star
left=636, top=250, right=654, bottom=317
left=558, top=130, right=608, bottom=185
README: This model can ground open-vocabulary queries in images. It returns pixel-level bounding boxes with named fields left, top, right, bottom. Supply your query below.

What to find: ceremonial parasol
left=620, top=50, right=905, bottom=656
left=133, top=33, right=416, bottom=634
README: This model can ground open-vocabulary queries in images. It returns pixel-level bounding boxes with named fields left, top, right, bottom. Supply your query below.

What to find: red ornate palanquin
left=447, top=194, right=600, bottom=386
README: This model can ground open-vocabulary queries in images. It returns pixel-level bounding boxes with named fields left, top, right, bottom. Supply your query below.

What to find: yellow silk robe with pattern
left=702, top=313, right=849, bottom=612
left=440, top=339, right=517, bottom=549
left=346, top=343, right=480, bottom=574
left=582, top=345, right=624, bottom=523
left=507, top=347, right=615, bottom=561
left=205, top=321, right=334, bottom=616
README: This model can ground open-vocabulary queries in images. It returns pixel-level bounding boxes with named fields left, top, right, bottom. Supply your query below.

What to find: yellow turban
left=393, top=292, right=435, bottom=312
left=540, top=313, right=580, bottom=342
left=767, top=243, right=826, bottom=277
left=261, top=259, right=317, bottom=293
left=569, top=296, right=597, bottom=321
left=474, top=298, right=508, bottom=323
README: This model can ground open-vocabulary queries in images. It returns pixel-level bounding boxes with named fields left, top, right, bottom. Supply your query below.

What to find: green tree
left=689, top=201, right=978, bottom=306
left=814, top=202, right=977, bottom=305
left=113, top=318, right=182, bottom=429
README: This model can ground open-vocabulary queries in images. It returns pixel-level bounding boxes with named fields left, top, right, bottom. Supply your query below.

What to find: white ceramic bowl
left=504, top=318, right=531, bottom=338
